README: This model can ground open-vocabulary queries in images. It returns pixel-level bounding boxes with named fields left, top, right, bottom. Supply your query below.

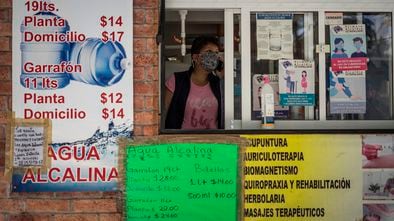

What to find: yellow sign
left=241, top=135, right=362, bottom=221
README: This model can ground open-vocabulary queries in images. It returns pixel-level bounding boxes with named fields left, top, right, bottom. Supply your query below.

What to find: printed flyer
left=362, top=134, right=394, bottom=169
left=256, top=13, right=294, bottom=60
left=325, top=13, right=343, bottom=25
left=278, top=60, right=315, bottom=106
left=362, top=134, right=394, bottom=221
left=13, top=125, right=45, bottom=167
left=11, top=0, right=133, bottom=191
left=330, top=24, right=367, bottom=71
left=252, top=74, right=288, bottom=120
left=329, top=68, right=366, bottom=114
left=242, top=134, right=363, bottom=221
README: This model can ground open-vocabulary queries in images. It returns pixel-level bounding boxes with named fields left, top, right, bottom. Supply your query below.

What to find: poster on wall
left=252, top=74, right=288, bottom=120
left=330, top=24, right=367, bottom=71
left=362, top=134, right=394, bottom=169
left=363, top=204, right=394, bottom=221
left=362, top=134, right=394, bottom=221
left=329, top=68, right=366, bottom=114
left=125, top=143, right=239, bottom=221
left=241, top=134, right=363, bottom=221
left=278, top=60, right=315, bottom=106
left=256, top=13, right=294, bottom=60
left=11, top=0, right=133, bottom=191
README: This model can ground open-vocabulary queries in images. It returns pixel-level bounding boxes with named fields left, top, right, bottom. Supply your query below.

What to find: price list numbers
left=99, top=16, right=124, bottom=43
left=100, top=16, right=123, bottom=27
left=126, top=203, right=179, bottom=220
left=100, top=92, right=124, bottom=120
left=125, top=144, right=239, bottom=221
left=189, top=178, right=234, bottom=186
left=188, top=177, right=237, bottom=201
left=126, top=164, right=182, bottom=220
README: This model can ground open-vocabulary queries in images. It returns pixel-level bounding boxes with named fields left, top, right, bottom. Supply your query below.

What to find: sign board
left=256, top=13, right=294, bottom=60
left=12, top=0, right=133, bottom=191
left=241, top=135, right=363, bottom=220
left=278, top=60, right=315, bottom=106
left=125, top=143, right=239, bottom=221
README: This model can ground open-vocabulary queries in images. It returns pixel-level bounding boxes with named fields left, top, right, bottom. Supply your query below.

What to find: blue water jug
left=69, top=38, right=130, bottom=87
left=20, top=12, right=71, bottom=89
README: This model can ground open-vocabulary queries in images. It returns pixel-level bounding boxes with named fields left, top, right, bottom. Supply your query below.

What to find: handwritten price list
left=125, top=143, right=239, bottom=221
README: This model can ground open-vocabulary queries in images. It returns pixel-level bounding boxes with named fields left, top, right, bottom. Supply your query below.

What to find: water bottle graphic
left=20, top=12, right=71, bottom=89
left=69, top=38, right=130, bottom=87
left=260, top=75, right=275, bottom=129
left=269, top=28, right=282, bottom=51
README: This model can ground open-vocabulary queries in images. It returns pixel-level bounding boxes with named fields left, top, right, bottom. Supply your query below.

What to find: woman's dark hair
left=333, top=37, right=345, bottom=53
left=334, top=37, right=344, bottom=45
left=190, top=35, right=220, bottom=55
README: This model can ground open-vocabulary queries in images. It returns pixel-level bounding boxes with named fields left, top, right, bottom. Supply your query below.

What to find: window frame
left=162, top=0, right=394, bottom=132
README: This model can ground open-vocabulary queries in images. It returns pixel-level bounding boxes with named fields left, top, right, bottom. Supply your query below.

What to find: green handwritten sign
left=125, top=143, right=239, bottom=221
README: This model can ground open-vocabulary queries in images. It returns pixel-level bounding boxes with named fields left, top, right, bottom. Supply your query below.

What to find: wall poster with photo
left=278, top=60, right=315, bottom=106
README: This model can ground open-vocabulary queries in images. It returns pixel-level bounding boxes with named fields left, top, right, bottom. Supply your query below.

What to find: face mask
left=335, top=43, right=343, bottom=50
left=199, top=52, right=219, bottom=72
left=354, top=42, right=362, bottom=49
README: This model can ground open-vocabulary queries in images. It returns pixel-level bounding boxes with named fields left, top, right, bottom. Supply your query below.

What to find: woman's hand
left=215, top=56, right=224, bottom=79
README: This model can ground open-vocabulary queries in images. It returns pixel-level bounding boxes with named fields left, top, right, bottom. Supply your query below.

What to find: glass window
left=325, top=12, right=393, bottom=120
left=161, top=6, right=394, bottom=132
left=250, top=12, right=319, bottom=122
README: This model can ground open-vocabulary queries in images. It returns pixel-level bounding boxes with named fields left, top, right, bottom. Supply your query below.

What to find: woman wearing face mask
left=332, top=37, right=348, bottom=59
left=165, top=36, right=224, bottom=129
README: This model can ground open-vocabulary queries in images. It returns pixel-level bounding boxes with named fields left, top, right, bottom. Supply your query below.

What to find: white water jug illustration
left=69, top=38, right=130, bottom=87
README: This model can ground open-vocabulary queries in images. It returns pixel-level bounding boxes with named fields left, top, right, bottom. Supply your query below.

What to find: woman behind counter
left=164, top=36, right=224, bottom=129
